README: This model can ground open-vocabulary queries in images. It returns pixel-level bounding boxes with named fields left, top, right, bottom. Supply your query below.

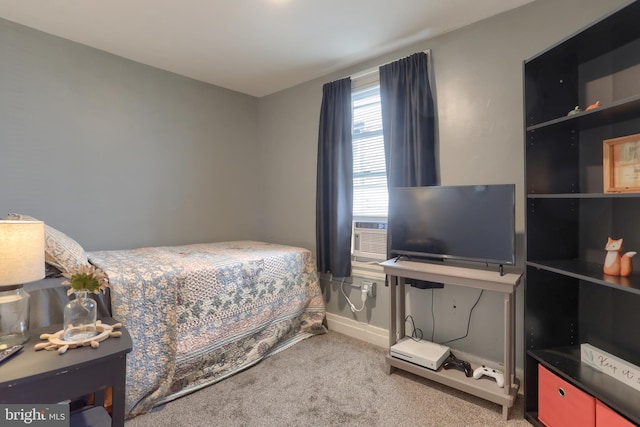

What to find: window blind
left=352, top=77, right=388, bottom=217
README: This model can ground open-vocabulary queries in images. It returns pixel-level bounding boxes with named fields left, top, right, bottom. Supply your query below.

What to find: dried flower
left=62, top=264, right=109, bottom=296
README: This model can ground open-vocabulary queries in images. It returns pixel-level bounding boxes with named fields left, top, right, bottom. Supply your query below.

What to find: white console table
left=380, top=259, right=522, bottom=420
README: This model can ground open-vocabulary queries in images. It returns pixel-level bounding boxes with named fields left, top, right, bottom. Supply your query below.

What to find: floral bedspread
left=87, top=241, right=326, bottom=418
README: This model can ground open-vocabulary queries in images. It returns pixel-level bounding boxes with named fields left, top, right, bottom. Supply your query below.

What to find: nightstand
left=0, top=318, right=132, bottom=427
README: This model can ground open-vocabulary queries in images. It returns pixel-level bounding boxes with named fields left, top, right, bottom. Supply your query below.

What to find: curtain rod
left=348, top=49, right=432, bottom=81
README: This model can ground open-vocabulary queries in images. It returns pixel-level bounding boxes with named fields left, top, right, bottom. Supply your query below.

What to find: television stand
left=380, top=259, right=522, bottom=420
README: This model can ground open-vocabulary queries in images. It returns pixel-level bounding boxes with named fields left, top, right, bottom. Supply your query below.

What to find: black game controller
left=442, top=353, right=472, bottom=377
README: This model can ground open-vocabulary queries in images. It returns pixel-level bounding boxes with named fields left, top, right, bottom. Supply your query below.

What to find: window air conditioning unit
left=352, top=221, right=387, bottom=261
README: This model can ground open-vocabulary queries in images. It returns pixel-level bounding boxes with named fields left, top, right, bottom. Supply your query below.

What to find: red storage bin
left=596, top=400, right=635, bottom=427
left=538, top=364, right=595, bottom=427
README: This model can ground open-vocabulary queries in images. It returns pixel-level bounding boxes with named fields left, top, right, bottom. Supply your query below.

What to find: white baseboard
left=325, top=312, right=388, bottom=348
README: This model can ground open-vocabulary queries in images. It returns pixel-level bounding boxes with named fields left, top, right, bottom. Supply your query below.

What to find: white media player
left=390, top=337, right=450, bottom=370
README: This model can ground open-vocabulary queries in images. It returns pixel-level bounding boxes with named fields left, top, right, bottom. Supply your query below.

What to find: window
left=351, top=75, right=388, bottom=218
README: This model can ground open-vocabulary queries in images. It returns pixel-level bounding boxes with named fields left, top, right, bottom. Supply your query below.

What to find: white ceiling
left=0, top=0, right=534, bottom=97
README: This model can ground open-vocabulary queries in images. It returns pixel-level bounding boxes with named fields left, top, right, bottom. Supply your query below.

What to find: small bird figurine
left=567, top=106, right=582, bottom=116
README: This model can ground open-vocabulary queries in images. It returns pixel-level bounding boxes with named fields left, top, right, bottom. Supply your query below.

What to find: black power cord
left=440, top=289, right=484, bottom=345
left=405, top=288, right=483, bottom=345
left=405, top=315, right=423, bottom=341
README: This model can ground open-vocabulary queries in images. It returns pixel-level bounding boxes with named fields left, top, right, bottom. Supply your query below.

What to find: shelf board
left=525, top=1, right=640, bottom=66
left=526, top=93, right=640, bottom=133
left=527, top=192, right=640, bottom=199
left=380, top=259, right=521, bottom=294
left=526, top=259, right=640, bottom=295
left=528, top=347, right=640, bottom=425
left=386, top=355, right=518, bottom=408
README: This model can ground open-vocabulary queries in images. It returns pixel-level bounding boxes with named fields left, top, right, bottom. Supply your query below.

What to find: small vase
left=0, top=285, right=30, bottom=346
left=63, top=290, right=97, bottom=341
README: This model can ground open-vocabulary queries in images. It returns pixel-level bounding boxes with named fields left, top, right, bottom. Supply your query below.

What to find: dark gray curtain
left=316, top=78, right=352, bottom=277
left=381, top=52, right=438, bottom=286
left=380, top=52, right=437, bottom=188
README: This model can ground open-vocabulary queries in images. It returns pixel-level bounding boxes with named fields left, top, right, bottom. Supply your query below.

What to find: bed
left=7, top=215, right=326, bottom=419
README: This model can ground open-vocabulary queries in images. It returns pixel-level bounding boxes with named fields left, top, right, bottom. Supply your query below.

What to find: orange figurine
left=586, top=101, right=601, bottom=111
left=603, top=237, right=636, bottom=276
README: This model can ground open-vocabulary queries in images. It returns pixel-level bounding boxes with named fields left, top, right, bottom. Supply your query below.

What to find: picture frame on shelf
left=603, top=133, right=640, bottom=193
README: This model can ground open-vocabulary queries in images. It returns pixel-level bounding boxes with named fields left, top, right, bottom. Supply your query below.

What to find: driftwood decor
left=35, top=320, right=122, bottom=354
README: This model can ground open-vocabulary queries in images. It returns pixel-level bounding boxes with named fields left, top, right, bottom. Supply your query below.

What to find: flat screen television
left=388, top=184, right=515, bottom=267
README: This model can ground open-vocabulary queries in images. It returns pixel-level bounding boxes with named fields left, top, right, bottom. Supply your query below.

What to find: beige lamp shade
left=0, top=220, right=45, bottom=286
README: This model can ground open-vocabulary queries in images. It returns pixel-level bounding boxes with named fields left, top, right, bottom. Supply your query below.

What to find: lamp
left=0, top=220, right=45, bottom=347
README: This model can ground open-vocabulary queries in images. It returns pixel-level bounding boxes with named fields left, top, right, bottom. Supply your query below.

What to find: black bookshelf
left=524, top=1, right=640, bottom=425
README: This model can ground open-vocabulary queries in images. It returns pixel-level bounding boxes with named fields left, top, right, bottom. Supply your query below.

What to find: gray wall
left=255, top=83, right=322, bottom=250
left=0, top=0, right=633, bottom=368
left=257, top=0, right=633, bottom=365
left=0, top=18, right=260, bottom=251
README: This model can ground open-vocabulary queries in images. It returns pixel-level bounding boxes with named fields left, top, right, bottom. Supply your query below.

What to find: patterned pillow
left=45, top=263, right=64, bottom=278
left=4, top=213, right=90, bottom=273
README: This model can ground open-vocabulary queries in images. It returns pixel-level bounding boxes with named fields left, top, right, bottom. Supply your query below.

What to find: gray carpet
left=125, top=331, right=531, bottom=427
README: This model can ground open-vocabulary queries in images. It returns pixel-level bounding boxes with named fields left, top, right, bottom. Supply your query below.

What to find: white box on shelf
left=581, top=343, right=640, bottom=393
left=390, top=337, right=450, bottom=370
